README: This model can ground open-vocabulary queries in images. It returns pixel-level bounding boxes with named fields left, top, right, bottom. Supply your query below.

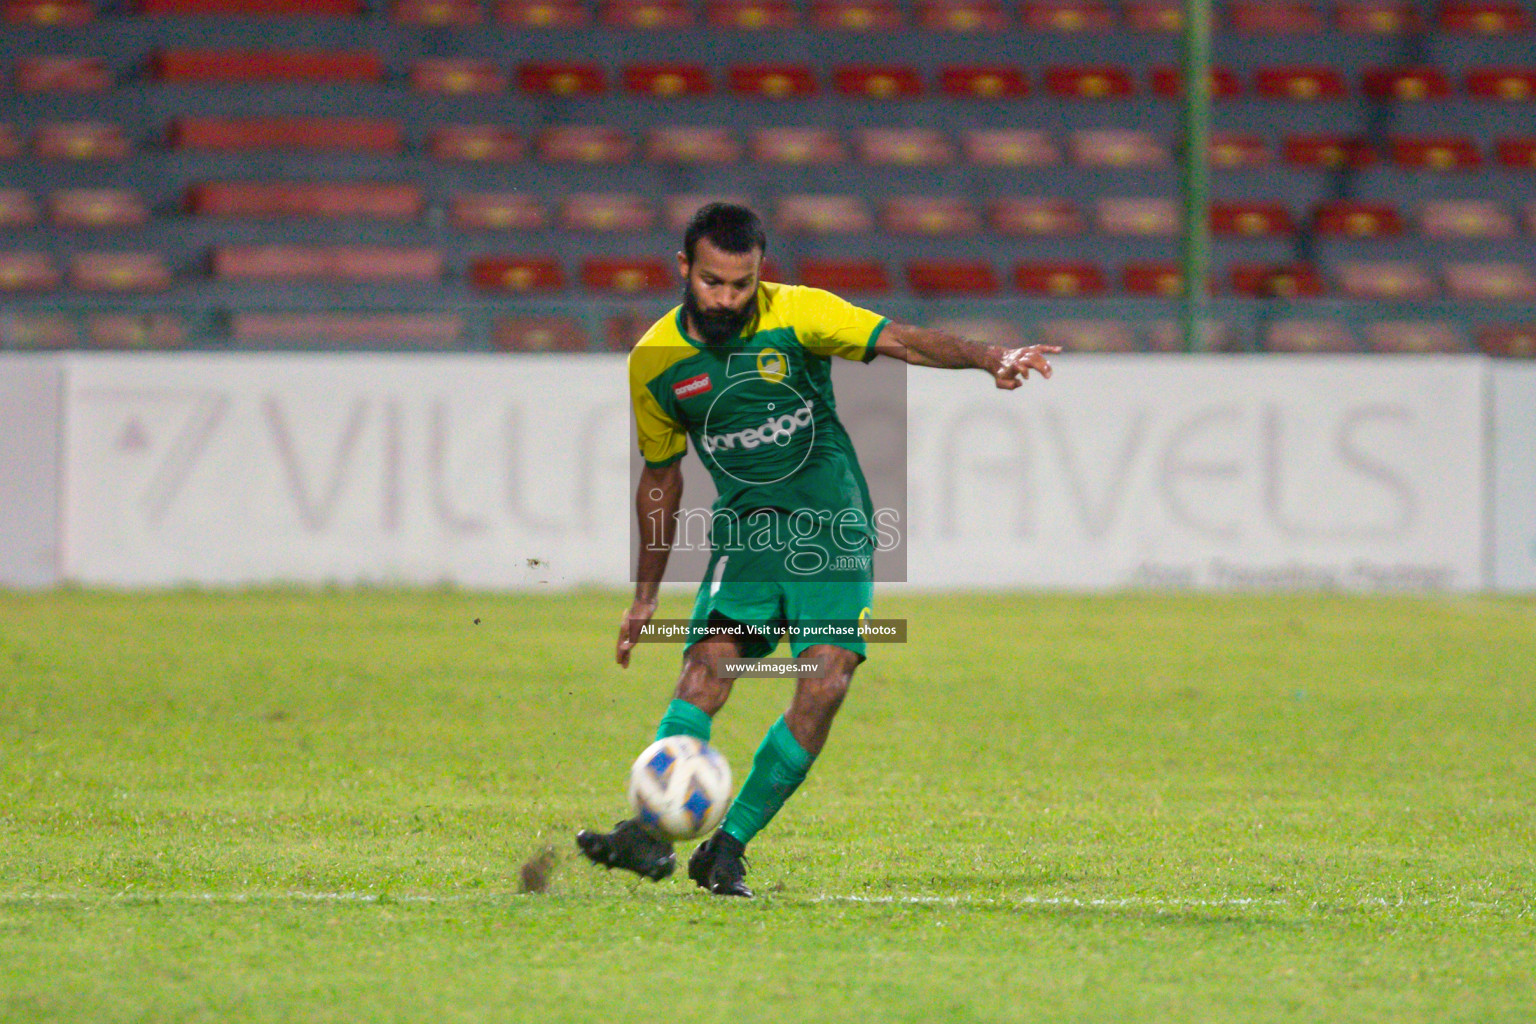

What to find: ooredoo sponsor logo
left=702, top=401, right=815, bottom=453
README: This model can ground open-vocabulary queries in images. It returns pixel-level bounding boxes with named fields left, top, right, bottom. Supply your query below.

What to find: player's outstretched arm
left=872, top=322, right=1061, bottom=390
left=617, top=460, right=684, bottom=668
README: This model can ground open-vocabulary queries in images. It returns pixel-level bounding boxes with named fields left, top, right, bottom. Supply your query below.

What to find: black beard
left=682, top=286, right=754, bottom=345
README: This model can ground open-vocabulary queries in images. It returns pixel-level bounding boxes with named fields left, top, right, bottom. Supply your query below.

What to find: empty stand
left=470, top=257, right=567, bottom=292
left=412, top=60, right=507, bottom=95
left=883, top=197, right=979, bottom=235
left=154, top=50, right=384, bottom=83
left=1016, top=261, right=1108, bottom=296
left=428, top=125, right=524, bottom=162
left=582, top=258, right=672, bottom=293
left=560, top=194, right=656, bottom=232
left=990, top=197, right=1084, bottom=236
left=1422, top=200, right=1516, bottom=238
left=0, top=190, right=39, bottom=228
left=50, top=189, right=150, bottom=229
left=1337, top=261, right=1437, bottom=300
left=908, top=260, right=1000, bottom=295
left=0, top=252, right=60, bottom=292
left=188, top=183, right=422, bottom=219
left=777, top=195, right=873, bottom=234
left=14, top=56, right=110, bottom=92
left=451, top=193, right=548, bottom=230
left=855, top=128, right=954, bottom=166
left=215, top=246, right=443, bottom=282
left=70, top=253, right=172, bottom=292
left=799, top=258, right=889, bottom=292
left=173, top=117, right=402, bottom=153
left=494, top=317, right=591, bottom=352
left=647, top=127, right=741, bottom=164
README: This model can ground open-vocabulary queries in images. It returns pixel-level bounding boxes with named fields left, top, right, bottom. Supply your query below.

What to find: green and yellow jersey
left=628, top=281, right=888, bottom=535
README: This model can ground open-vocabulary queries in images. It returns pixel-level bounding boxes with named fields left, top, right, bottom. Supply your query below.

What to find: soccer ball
left=627, top=735, right=732, bottom=841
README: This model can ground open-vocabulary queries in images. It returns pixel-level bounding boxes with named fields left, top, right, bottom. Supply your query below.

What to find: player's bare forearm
left=633, top=460, right=683, bottom=606
left=874, top=322, right=1061, bottom=389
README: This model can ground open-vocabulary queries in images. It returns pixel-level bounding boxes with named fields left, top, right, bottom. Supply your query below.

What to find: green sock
left=655, top=698, right=712, bottom=743
left=720, top=716, right=814, bottom=846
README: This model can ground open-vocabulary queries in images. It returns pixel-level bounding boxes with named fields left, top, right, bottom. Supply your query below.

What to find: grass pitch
left=2, top=588, right=1534, bottom=1022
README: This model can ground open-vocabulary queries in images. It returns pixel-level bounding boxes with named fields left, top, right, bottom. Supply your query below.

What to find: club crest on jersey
left=756, top=348, right=787, bottom=383
left=673, top=373, right=713, bottom=400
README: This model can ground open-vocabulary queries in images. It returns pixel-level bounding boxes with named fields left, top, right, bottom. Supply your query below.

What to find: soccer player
left=577, top=203, right=1058, bottom=897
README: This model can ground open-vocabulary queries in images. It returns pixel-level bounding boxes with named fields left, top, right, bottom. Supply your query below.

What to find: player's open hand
left=994, top=345, right=1061, bottom=389
left=616, top=598, right=658, bottom=668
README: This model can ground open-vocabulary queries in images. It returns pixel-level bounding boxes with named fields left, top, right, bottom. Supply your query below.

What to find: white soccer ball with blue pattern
left=627, top=735, right=732, bottom=841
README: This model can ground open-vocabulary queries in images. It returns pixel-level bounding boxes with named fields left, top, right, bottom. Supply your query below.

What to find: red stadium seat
left=599, top=0, right=695, bottom=27
left=0, top=190, right=37, bottom=227
left=3, top=0, right=94, bottom=26
left=495, top=0, right=588, bottom=25
left=1211, top=201, right=1294, bottom=236
left=1283, top=134, right=1377, bottom=169
left=450, top=193, right=548, bottom=230
left=625, top=65, right=712, bottom=98
left=665, top=194, right=752, bottom=230
left=1254, top=66, right=1348, bottom=100
left=883, top=197, right=979, bottom=236
left=394, top=0, right=483, bottom=25
left=71, top=252, right=172, bottom=292
left=1420, top=200, right=1515, bottom=238
left=519, top=63, right=605, bottom=96
left=1337, top=261, right=1436, bottom=300
left=232, top=313, right=459, bottom=348
left=939, top=66, right=1030, bottom=99
left=1146, top=319, right=1239, bottom=352
left=798, top=259, right=889, bottom=292
left=1209, top=133, right=1270, bottom=168
left=536, top=126, right=633, bottom=163
left=0, top=252, right=59, bottom=291
left=1367, top=322, right=1468, bottom=354
left=411, top=60, right=507, bottom=95
left=142, top=0, right=360, bottom=13
left=14, top=56, right=110, bottom=92
left=705, top=0, right=799, bottom=28
left=810, top=0, right=904, bottom=30
left=1390, top=136, right=1482, bottom=170
left=187, top=182, right=421, bottom=219
left=560, top=194, right=655, bottom=231
left=1438, top=1, right=1530, bottom=34
left=1021, top=0, right=1115, bottom=31
left=854, top=128, right=954, bottom=166
left=1264, top=320, right=1357, bottom=353
left=908, top=260, right=999, bottom=295
left=0, top=124, right=19, bottom=159
left=494, top=317, right=590, bottom=353
left=729, top=65, right=817, bottom=98
left=833, top=66, right=924, bottom=99
left=173, top=117, right=402, bottom=153
left=1445, top=263, right=1536, bottom=300
left=49, top=189, right=150, bottom=228
left=428, top=125, right=523, bottom=162
left=1040, top=319, right=1135, bottom=352
left=1523, top=201, right=1536, bottom=235
left=88, top=314, right=188, bottom=351
left=1124, top=0, right=1181, bottom=30
left=961, top=128, right=1060, bottom=166
left=1362, top=67, right=1452, bottom=101
left=1228, top=0, right=1322, bottom=32
left=751, top=127, right=846, bottom=164
left=1069, top=129, right=1167, bottom=167
left=1044, top=66, right=1134, bottom=99
left=1229, top=263, right=1326, bottom=298
left=1496, top=137, right=1536, bottom=168
left=1015, top=261, right=1107, bottom=296
left=153, top=50, right=383, bottom=83
left=776, top=195, right=874, bottom=234
left=5, top=314, right=76, bottom=349
left=1313, top=201, right=1403, bottom=237
left=1122, top=262, right=1182, bottom=297
left=646, top=127, right=741, bottom=164
left=216, top=246, right=443, bottom=282
left=989, top=197, right=1083, bottom=235
left=34, top=123, right=130, bottom=161
left=1476, top=324, right=1536, bottom=357
left=1466, top=68, right=1536, bottom=100
left=1335, top=1, right=1422, bottom=32
left=470, top=257, right=566, bottom=292
left=582, top=258, right=672, bottom=293
left=930, top=318, right=1027, bottom=347
left=1098, top=197, right=1179, bottom=235
left=1150, top=66, right=1243, bottom=99
left=917, top=0, right=1008, bottom=31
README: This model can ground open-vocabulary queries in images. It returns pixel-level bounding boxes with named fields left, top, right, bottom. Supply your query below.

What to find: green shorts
left=684, top=516, right=875, bottom=661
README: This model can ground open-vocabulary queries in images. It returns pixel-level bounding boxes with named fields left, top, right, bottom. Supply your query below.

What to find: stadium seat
left=1362, top=67, right=1452, bottom=101
left=1438, top=1, right=1529, bottom=34
left=88, top=314, right=187, bottom=351
left=216, top=246, right=444, bottom=282
left=3, top=0, right=94, bottom=26
left=0, top=124, right=18, bottom=159
left=1044, top=66, right=1135, bottom=99
left=394, top=0, right=483, bottom=26
left=496, top=0, right=588, bottom=25
left=450, top=193, right=548, bottom=230
left=1365, top=322, right=1468, bottom=354
left=411, top=59, right=507, bottom=95
left=939, top=66, right=1030, bottom=99
left=854, top=128, right=954, bottom=166
left=1496, top=137, right=1536, bottom=168
left=560, top=194, right=655, bottom=231
left=625, top=64, right=713, bottom=98
left=1209, top=133, right=1270, bottom=168
left=1015, top=261, right=1107, bottom=296
left=1021, top=0, right=1116, bottom=31
left=581, top=258, right=672, bottom=293
left=1124, top=0, right=1181, bottom=31
left=172, top=117, right=403, bottom=153
left=1312, top=201, right=1403, bottom=237
left=0, top=252, right=59, bottom=291
left=729, top=65, right=818, bottom=99
left=751, top=127, right=846, bottom=164
left=428, top=125, right=524, bottom=162
left=1097, top=197, right=1179, bottom=235
left=1253, top=67, right=1349, bottom=100
left=792, top=260, right=890, bottom=291
left=141, top=0, right=361, bottom=13
left=929, top=317, right=1027, bottom=346
left=1149, top=66, right=1244, bottom=99
left=1122, top=261, right=1182, bottom=296
left=1228, top=0, right=1322, bottom=32
left=1335, top=0, right=1422, bottom=33
left=1420, top=199, right=1515, bottom=238
left=600, top=0, right=695, bottom=28
left=153, top=50, right=383, bottom=83
left=519, top=63, right=605, bottom=96
left=0, top=190, right=38, bottom=227
left=1069, top=129, right=1167, bottom=167
left=1210, top=201, right=1294, bottom=237
left=536, top=126, right=634, bottom=163
left=646, top=127, right=741, bottom=164
left=810, top=0, right=904, bottom=30
left=1466, top=69, right=1536, bottom=100
left=1264, top=320, right=1357, bottom=353
left=1040, top=319, right=1135, bottom=352
left=14, top=56, right=110, bottom=92
left=1336, top=260, right=1436, bottom=299
left=833, top=66, right=924, bottom=99
left=1148, top=319, right=1242, bottom=353
left=494, top=316, right=590, bottom=352
left=917, top=0, right=1009, bottom=32
left=3, top=313, right=76, bottom=347
left=1390, top=136, right=1482, bottom=170
left=34, top=123, right=129, bottom=161
left=50, top=189, right=150, bottom=228
left=1523, top=202, right=1536, bottom=235
left=1444, top=262, right=1536, bottom=300
left=989, top=197, right=1084, bottom=235
left=231, top=313, right=459, bottom=349
left=1476, top=324, right=1536, bottom=357
left=776, top=194, right=874, bottom=234
left=469, top=256, right=566, bottom=292
left=907, top=260, right=1000, bottom=295
left=665, top=194, right=752, bottom=230
left=882, top=197, right=979, bottom=235
left=705, top=0, right=799, bottom=29
left=70, top=252, right=173, bottom=292
left=187, top=182, right=422, bottom=219
left=1229, top=263, right=1326, bottom=297
left=962, top=128, right=1060, bottom=166
left=1283, top=134, right=1376, bottom=169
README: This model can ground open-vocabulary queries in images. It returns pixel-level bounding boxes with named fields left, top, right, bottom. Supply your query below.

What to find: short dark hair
left=683, top=203, right=767, bottom=264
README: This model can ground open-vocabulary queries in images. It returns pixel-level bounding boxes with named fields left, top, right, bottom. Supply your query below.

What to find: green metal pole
left=1180, top=0, right=1213, bottom=353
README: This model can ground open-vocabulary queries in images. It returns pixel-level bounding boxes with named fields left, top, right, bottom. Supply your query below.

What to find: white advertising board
left=1491, top=363, right=1536, bottom=591
left=0, top=356, right=63, bottom=587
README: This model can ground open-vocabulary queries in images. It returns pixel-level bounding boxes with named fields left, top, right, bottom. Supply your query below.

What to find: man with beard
left=576, top=203, right=1058, bottom=897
